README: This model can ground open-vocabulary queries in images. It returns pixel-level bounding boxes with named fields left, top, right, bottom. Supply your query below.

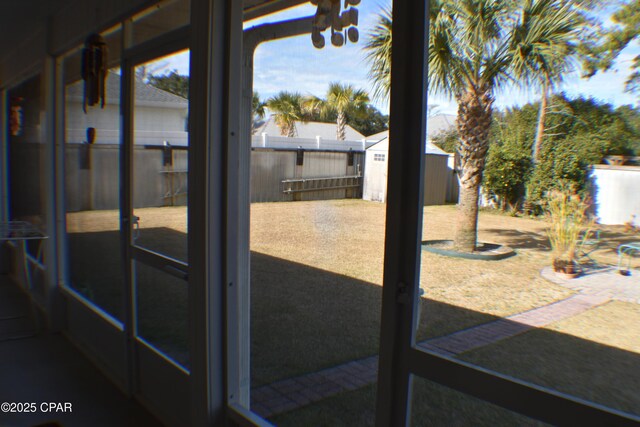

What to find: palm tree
left=266, top=91, right=306, bottom=137
left=510, top=0, right=582, bottom=161
left=252, top=92, right=267, bottom=134
left=305, top=83, right=370, bottom=140
left=365, top=0, right=581, bottom=252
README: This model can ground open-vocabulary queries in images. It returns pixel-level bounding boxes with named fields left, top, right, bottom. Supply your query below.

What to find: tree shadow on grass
left=482, top=228, right=550, bottom=250
left=250, top=252, right=496, bottom=387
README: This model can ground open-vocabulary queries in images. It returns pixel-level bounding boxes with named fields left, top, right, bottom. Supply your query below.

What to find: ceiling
left=0, top=0, right=309, bottom=71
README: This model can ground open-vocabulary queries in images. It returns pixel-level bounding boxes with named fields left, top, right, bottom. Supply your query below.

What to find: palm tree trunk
left=336, top=111, right=346, bottom=141
left=533, top=77, right=549, bottom=161
left=453, top=88, right=494, bottom=252
left=287, top=122, right=296, bottom=138
left=455, top=183, right=481, bottom=250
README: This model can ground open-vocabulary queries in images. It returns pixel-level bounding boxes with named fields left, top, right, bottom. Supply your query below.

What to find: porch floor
left=0, top=276, right=163, bottom=427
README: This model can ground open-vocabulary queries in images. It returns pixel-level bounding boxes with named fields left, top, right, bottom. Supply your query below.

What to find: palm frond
left=363, top=7, right=393, bottom=101
left=266, top=91, right=306, bottom=137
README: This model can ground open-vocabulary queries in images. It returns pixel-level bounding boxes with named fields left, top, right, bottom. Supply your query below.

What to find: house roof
left=66, top=72, right=188, bottom=108
left=255, top=115, right=366, bottom=141
left=366, top=114, right=455, bottom=155
left=366, top=136, right=449, bottom=156
left=426, top=114, right=457, bottom=139
left=366, top=114, right=456, bottom=142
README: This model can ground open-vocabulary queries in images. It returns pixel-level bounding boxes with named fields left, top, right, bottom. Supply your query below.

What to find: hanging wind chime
left=81, top=33, right=108, bottom=113
left=311, top=0, right=360, bottom=49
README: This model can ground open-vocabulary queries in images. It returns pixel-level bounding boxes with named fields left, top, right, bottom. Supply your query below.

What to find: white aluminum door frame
left=376, top=1, right=640, bottom=426
left=121, top=26, right=192, bottom=427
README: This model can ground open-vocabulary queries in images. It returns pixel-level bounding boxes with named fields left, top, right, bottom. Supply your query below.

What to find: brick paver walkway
left=541, top=266, right=640, bottom=303
left=251, top=357, right=379, bottom=418
left=419, top=293, right=609, bottom=355
left=251, top=289, right=613, bottom=418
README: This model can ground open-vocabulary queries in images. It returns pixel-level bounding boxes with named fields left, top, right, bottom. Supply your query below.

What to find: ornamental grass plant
left=546, top=188, right=594, bottom=274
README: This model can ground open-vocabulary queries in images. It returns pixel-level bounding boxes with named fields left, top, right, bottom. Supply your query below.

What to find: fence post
left=316, top=135, right=321, bottom=149
left=262, top=132, right=267, bottom=147
left=361, top=138, right=366, bottom=150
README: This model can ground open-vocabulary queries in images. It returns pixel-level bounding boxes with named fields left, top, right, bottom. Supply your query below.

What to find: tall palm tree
left=365, top=0, right=581, bottom=252
left=266, top=91, right=306, bottom=137
left=510, top=0, right=582, bottom=161
left=305, top=83, right=370, bottom=140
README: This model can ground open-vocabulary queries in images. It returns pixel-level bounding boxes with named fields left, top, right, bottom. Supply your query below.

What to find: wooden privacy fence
left=64, top=144, right=365, bottom=211
left=64, top=144, right=188, bottom=212
left=251, top=149, right=364, bottom=202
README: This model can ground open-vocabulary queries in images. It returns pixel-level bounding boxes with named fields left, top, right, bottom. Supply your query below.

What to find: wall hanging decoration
left=311, top=0, right=360, bottom=49
left=9, top=97, right=24, bottom=137
left=81, top=33, right=108, bottom=113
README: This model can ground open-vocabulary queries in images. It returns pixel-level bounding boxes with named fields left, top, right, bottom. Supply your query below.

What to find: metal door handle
left=132, top=215, right=140, bottom=242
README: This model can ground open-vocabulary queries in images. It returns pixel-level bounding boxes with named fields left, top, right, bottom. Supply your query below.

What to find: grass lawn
left=460, top=300, right=640, bottom=416
left=273, top=301, right=640, bottom=426
left=271, top=381, right=548, bottom=427
left=66, top=200, right=640, bottom=421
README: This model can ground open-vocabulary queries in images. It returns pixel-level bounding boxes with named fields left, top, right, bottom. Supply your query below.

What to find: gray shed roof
left=255, top=115, right=365, bottom=141
left=66, top=72, right=188, bottom=108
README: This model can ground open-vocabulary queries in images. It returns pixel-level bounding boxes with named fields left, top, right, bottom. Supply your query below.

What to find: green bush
left=482, top=107, right=536, bottom=209
left=490, top=95, right=640, bottom=213
left=526, top=133, right=607, bottom=209
left=483, top=143, right=533, bottom=209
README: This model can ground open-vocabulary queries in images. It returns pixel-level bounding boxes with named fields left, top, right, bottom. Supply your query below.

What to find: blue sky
left=164, top=1, right=640, bottom=117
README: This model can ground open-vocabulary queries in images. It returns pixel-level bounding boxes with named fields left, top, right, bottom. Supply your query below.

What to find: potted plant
left=546, top=189, right=593, bottom=279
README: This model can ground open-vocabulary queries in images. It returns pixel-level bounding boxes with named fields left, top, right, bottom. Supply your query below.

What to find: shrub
left=483, top=143, right=533, bottom=209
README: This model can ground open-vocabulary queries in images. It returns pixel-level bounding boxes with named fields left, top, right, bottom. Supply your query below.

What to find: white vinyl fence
left=591, top=165, right=640, bottom=226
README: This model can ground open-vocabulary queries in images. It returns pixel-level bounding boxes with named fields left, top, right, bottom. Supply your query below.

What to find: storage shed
left=363, top=132, right=450, bottom=205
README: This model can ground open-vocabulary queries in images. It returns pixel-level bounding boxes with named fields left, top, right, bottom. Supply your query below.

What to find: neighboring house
left=65, top=72, right=189, bottom=146
left=363, top=114, right=456, bottom=205
left=255, top=115, right=366, bottom=141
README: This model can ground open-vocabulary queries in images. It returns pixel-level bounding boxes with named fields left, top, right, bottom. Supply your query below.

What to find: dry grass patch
left=461, top=301, right=640, bottom=416
left=65, top=201, right=640, bottom=389
left=251, top=200, right=386, bottom=285
left=543, top=300, right=640, bottom=353
left=252, top=201, right=574, bottom=320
